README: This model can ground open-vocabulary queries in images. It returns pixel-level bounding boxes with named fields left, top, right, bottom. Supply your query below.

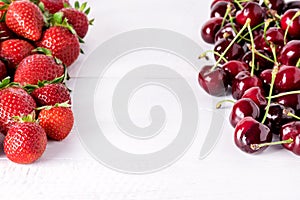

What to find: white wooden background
left=1, top=0, right=300, bottom=199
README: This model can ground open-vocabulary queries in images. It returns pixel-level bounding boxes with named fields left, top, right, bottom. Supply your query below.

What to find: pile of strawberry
left=0, top=0, right=92, bottom=164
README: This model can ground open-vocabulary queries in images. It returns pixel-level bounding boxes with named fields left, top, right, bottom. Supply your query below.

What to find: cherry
left=280, top=9, right=300, bottom=39
left=214, top=38, right=244, bottom=63
left=279, top=40, right=300, bottom=66
left=259, top=68, right=272, bottom=91
left=274, top=65, right=300, bottom=93
left=211, top=0, right=232, bottom=8
left=242, top=86, right=267, bottom=108
left=283, top=1, right=300, bottom=12
left=258, top=27, right=285, bottom=54
left=234, top=116, right=272, bottom=153
left=221, top=60, right=249, bottom=85
left=214, top=22, right=240, bottom=42
left=241, top=50, right=273, bottom=72
left=211, top=1, right=235, bottom=18
left=276, top=94, right=300, bottom=113
left=262, top=0, right=285, bottom=14
left=280, top=121, right=300, bottom=155
left=229, top=98, right=260, bottom=128
left=263, top=103, right=295, bottom=134
left=199, top=65, right=213, bottom=76
left=198, top=67, right=228, bottom=96
left=201, top=17, right=223, bottom=44
left=232, top=71, right=263, bottom=99
left=236, top=2, right=265, bottom=27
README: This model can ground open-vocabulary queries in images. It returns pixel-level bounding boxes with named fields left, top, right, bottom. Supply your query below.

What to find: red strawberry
left=38, top=104, right=74, bottom=141
left=5, top=0, right=44, bottom=41
left=14, top=54, right=64, bottom=86
left=4, top=121, right=47, bottom=164
left=40, top=0, right=70, bottom=14
left=0, top=39, right=35, bottom=69
left=60, top=1, right=92, bottom=38
left=37, top=26, right=80, bottom=66
left=31, top=83, right=71, bottom=106
left=0, top=60, right=7, bottom=80
left=0, top=81, right=36, bottom=134
left=0, top=22, right=14, bottom=40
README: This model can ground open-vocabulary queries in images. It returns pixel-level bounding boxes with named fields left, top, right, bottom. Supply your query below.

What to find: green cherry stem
left=267, top=90, right=300, bottom=99
left=247, top=20, right=256, bottom=77
left=261, top=65, right=279, bottom=124
left=254, top=49, right=275, bottom=63
left=250, top=138, right=293, bottom=151
left=221, top=3, right=232, bottom=27
left=234, top=0, right=243, bottom=10
left=216, top=99, right=235, bottom=109
left=237, top=21, right=270, bottom=43
left=211, top=18, right=251, bottom=71
left=286, top=112, right=300, bottom=120
left=199, top=50, right=229, bottom=63
left=296, top=58, right=300, bottom=68
left=284, top=10, right=300, bottom=45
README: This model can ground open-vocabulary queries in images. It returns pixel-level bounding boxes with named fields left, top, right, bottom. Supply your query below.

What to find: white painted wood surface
left=1, top=0, right=300, bottom=199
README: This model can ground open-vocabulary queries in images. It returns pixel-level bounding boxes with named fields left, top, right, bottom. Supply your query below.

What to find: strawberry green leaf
left=75, top=1, right=80, bottom=9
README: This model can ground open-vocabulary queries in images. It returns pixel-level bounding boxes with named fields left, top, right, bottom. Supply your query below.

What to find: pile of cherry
left=199, top=0, right=300, bottom=155
left=0, top=0, right=92, bottom=164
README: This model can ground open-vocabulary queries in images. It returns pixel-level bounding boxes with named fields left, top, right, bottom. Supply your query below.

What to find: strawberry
left=0, top=39, right=35, bottom=69
left=60, top=1, right=92, bottom=38
left=14, top=54, right=64, bottom=86
left=31, top=83, right=71, bottom=106
left=37, top=26, right=80, bottom=67
left=0, top=60, right=7, bottom=80
left=4, top=121, right=47, bottom=164
left=0, top=78, right=36, bottom=135
left=40, top=0, right=70, bottom=14
left=38, top=103, right=74, bottom=141
left=5, top=0, right=44, bottom=41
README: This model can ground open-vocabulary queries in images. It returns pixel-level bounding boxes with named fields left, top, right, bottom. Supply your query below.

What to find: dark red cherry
left=236, top=2, right=265, bottom=27
left=276, top=94, right=300, bottom=113
left=214, top=38, right=244, bottom=63
left=214, top=22, right=240, bottom=42
left=234, top=116, right=272, bottom=153
left=201, top=17, right=223, bottom=44
left=283, top=1, right=300, bottom=12
left=264, top=103, right=295, bottom=135
left=221, top=60, right=249, bottom=85
left=242, top=86, right=267, bottom=108
left=229, top=98, right=260, bottom=128
left=259, top=68, right=272, bottom=91
left=199, top=65, right=213, bottom=76
left=262, top=0, right=285, bottom=14
left=241, top=50, right=273, bottom=72
left=281, top=9, right=300, bottom=39
left=232, top=71, right=263, bottom=99
left=280, top=121, right=300, bottom=155
left=198, top=67, right=228, bottom=96
left=274, top=65, right=300, bottom=93
left=211, top=1, right=235, bottom=18
left=279, top=40, right=300, bottom=66
left=0, top=60, right=7, bottom=80
left=258, top=27, right=285, bottom=54
left=211, top=0, right=232, bottom=8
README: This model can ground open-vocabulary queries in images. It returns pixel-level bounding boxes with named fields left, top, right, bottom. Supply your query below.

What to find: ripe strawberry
left=0, top=60, right=7, bottom=80
left=61, top=1, right=92, bottom=38
left=0, top=39, right=35, bottom=69
left=0, top=81, right=36, bottom=134
left=4, top=121, right=47, bottom=164
left=37, top=26, right=80, bottom=66
left=14, top=54, right=64, bottom=86
left=40, top=0, right=70, bottom=14
left=38, top=104, right=74, bottom=141
left=5, top=0, right=44, bottom=41
left=0, top=22, right=15, bottom=40
left=31, top=83, right=71, bottom=106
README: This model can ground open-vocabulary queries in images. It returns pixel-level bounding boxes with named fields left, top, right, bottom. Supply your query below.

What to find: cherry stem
left=234, top=0, right=243, bottom=10
left=261, top=65, right=279, bottom=124
left=237, top=20, right=268, bottom=43
left=296, top=58, right=300, bottom=68
left=199, top=50, right=228, bottom=63
left=216, top=99, right=235, bottom=109
left=247, top=21, right=256, bottom=77
left=267, top=90, right=300, bottom=99
left=250, top=138, right=294, bottom=151
left=211, top=19, right=251, bottom=71
left=263, top=19, right=273, bottom=46
left=221, top=3, right=232, bottom=27
left=254, top=49, right=275, bottom=63
left=287, top=112, right=300, bottom=120
left=284, top=10, right=300, bottom=45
